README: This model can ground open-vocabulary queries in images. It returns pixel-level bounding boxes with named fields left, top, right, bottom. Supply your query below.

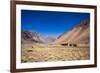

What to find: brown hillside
left=53, top=20, right=90, bottom=45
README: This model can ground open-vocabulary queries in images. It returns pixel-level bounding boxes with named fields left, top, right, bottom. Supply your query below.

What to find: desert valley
left=21, top=19, right=90, bottom=63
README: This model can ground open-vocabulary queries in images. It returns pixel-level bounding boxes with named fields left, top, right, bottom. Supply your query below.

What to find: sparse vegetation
left=21, top=44, right=89, bottom=63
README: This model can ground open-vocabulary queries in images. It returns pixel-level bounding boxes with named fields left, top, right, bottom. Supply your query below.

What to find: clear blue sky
left=21, top=10, right=90, bottom=37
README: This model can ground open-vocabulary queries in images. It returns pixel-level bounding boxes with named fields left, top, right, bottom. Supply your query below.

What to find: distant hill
left=53, top=19, right=90, bottom=44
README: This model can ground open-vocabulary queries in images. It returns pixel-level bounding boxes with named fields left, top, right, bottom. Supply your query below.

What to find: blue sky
left=21, top=10, right=90, bottom=37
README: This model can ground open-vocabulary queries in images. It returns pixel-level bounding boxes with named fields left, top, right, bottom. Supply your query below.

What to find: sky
left=21, top=10, right=90, bottom=37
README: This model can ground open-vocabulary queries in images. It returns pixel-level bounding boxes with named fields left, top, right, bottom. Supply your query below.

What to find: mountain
left=21, top=30, right=56, bottom=44
left=53, top=19, right=90, bottom=44
left=45, top=36, right=57, bottom=43
left=21, top=30, right=46, bottom=43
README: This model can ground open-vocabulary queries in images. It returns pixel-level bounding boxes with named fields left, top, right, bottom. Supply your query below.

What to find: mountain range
left=21, top=30, right=56, bottom=44
left=21, top=19, right=90, bottom=45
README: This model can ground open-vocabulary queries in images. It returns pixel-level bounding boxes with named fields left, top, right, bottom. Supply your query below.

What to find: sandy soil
left=21, top=44, right=90, bottom=63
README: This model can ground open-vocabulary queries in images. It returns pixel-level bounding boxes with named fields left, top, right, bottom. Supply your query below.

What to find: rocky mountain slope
left=53, top=19, right=90, bottom=44
left=21, top=30, right=46, bottom=43
left=21, top=30, right=56, bottom=44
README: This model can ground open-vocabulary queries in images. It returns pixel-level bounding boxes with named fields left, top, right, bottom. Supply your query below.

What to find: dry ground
left=21, top=44, right=90, bottom=63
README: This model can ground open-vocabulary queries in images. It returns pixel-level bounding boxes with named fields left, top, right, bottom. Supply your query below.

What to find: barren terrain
left=21, top=44, right=89, bottom=63
left=21, top=19, right=90, bottom=63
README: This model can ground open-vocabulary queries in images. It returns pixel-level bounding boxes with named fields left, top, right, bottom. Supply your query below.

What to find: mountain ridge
left=53, top=19, right=90, bottom=44
left=21, top=19, right=90, bottom=45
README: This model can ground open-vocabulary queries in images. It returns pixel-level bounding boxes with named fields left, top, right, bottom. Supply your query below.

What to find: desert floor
left=21, top=44, right=90, bottom=63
